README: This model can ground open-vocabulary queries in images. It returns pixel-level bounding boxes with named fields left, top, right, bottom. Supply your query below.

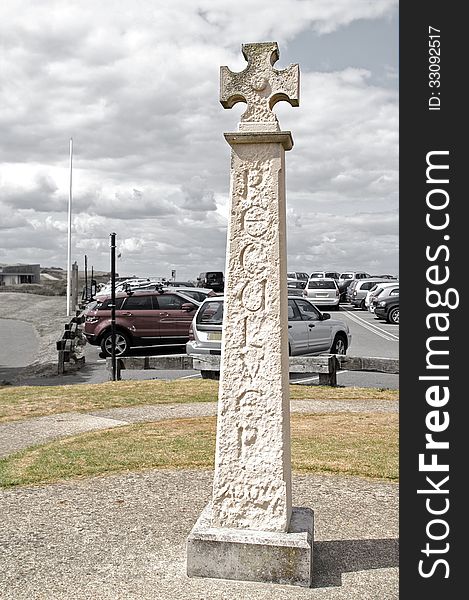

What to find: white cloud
left=0, top=0, right=398, bottom=278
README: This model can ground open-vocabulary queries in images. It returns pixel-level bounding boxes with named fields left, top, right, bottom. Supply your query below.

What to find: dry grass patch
left=0, top=379, right=398, bottom=424
left=0, top=412, right=398, bottom=488
left=292, top=413, right=398, bottom=480
left=0, top=379, right=220, bottom=423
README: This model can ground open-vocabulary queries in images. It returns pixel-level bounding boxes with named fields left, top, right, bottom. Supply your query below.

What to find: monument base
left=186, top=504, right=314, bottom=587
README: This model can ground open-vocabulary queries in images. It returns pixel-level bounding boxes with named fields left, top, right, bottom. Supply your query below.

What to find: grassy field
left=0, top=412, right=398, bottom=487
left=0, top=379, right=398, bottom=423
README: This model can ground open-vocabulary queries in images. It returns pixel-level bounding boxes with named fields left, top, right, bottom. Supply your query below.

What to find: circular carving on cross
left=251, top=77, right=268, bottom=92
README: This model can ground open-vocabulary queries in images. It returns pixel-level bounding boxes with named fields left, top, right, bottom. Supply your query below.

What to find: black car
left=196, top=271, right=224, bottom=292
left=374, top=294, right=399, bottom=324
left=338, top=279, right=354, bottom=303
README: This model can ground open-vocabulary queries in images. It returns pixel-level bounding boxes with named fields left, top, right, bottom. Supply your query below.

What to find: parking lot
left=0, top=290, right=398, bottom=389
left=80, top=303, right=399, bottom=389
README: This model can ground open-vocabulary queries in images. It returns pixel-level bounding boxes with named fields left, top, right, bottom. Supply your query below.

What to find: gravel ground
left=0, top=293, right=81, bottom=381
left=0, top=470, right=398, bottom=599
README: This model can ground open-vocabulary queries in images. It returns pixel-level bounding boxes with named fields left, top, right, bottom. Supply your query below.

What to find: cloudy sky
left=0, top=0, right=398, bottom=281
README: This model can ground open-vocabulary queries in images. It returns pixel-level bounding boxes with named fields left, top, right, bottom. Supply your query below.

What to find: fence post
left=58, top=350, right=65, bottom=375
left=318, top=354, right=338, bottom=386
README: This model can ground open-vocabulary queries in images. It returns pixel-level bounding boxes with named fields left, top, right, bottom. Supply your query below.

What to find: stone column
left=187, top=42, right=314, bottom=588
left=211, top=130, right=293, bottom=533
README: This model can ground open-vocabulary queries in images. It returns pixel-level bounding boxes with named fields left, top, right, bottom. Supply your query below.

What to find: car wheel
left=387, top=307, right=399, bottom=324
left=100, top=331, right=130, bottom=357
left=331, top=334, right=347, bottom=355
left=200, top=370, right=219, bottom=380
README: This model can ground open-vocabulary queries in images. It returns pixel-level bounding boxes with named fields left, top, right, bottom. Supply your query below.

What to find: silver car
left=349, top=278, right=397, bottom=310
left=302, top=277, right=340, bottom=309
left=186, top=296, right=351, bottom=360
left=309, top=271, right=340, bottom=280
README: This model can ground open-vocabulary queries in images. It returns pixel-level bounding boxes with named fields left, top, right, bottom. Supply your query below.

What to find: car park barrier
left=105, top=353, right=399, bottom=386
left=106, top=354, right=194, bottom=380
left=57, top=312, right=86, bottom=374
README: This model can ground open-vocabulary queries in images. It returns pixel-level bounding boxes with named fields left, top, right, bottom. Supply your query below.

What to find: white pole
left=66, top=138, right=73, bottom=316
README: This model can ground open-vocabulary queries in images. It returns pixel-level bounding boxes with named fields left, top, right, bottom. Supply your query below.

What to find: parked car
left=309, top=271, right=340, bottom=281
left=97, top=277, right=165, bottom=296
left=287, top=279, right=304, bottom=296
left=349, top=278, right=398, bottom=309
left=186, top=296, right=351, bottom=371
left=345, top=279, right=360, bottom=303
left=338, top=271, right=372, bottom=284
left=83, top=289, right=201, bottom=356
left=338, top=271, right=372, bottom=303
left=369, top=282, right=400, bottom=313
left=364, top=281, right=399, bottom=311
left=196, top=271, right=224, bottom=292
left=338, top=279, right=354, bottom=303
left=164, top=280, right=195, bottom=287
left=364, top=284, right=385, bottom=311
left=374, top=294, right=399, bottom=324
left=302, top=277, right=340, bottom=309
left=287, top=271, right=309, bottom=289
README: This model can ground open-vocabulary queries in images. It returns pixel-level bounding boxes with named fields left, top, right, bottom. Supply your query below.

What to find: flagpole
left=66, top=137, right=73, bottom=316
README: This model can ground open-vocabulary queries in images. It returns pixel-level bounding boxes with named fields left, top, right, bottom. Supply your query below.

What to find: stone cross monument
left=187, top=42, right=314, bottom=587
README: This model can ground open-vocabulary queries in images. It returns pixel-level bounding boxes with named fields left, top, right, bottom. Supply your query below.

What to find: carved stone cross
left=187, top=42, right=313, bottom=588
left=220, top=42, right=299, bottom=130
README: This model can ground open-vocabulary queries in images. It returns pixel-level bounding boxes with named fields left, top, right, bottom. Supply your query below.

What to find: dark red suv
left=83, top=289, right=199, bottom=356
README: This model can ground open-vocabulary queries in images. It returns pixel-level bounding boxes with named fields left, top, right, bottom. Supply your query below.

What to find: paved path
left=0, top=469, right=398, bottom=599
left=0, top=398, right=398, bottom=458
left=0, top=318, right=39, bottom=368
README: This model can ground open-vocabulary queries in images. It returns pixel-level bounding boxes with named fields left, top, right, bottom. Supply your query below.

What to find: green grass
left=0, top=412, right=398, bottom=488
left=0, top=379, right=398, bottom=423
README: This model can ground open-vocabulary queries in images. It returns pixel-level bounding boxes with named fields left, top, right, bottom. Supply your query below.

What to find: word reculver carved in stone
left=220, top=42, right=299, bottom=131
left=187, top=43, right=313, bottom=587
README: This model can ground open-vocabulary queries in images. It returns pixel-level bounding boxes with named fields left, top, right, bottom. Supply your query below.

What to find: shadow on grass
left=313, top=537, right=399, bottom=588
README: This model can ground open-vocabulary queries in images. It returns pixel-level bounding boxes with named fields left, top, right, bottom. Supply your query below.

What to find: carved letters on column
left=213, top=145, right=287, bottom=528
left=211, top=42, right=298, bottom=531
left=233, top=156, right=274, bottom=389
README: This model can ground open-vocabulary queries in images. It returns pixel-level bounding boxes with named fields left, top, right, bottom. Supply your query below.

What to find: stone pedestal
left=187, top=505, right=314, bottom=587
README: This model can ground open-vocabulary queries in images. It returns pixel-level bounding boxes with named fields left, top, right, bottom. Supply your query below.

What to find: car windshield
left=310, top=272, right=324, bottom=278
left=308, top=281, right=336, bottom=289
left=340, top=273, right=353, bottom=279
left=197, top=300, right=224, bottom=325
